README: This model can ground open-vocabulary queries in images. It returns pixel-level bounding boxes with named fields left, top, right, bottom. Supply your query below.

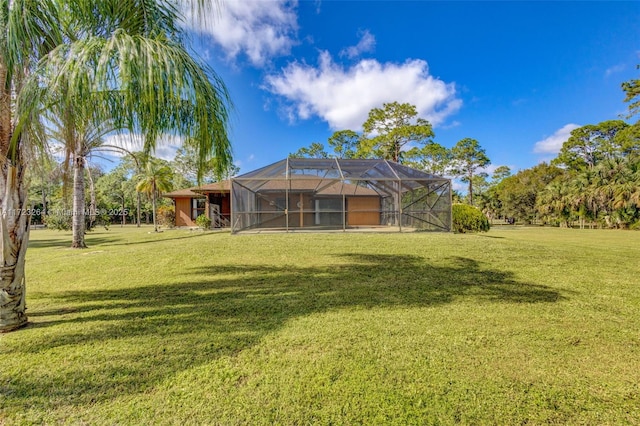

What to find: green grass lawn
left=1, top=226, right=639, bottom=424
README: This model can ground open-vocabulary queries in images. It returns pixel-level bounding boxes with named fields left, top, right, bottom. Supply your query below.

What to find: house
left=163, top=181, right=231, bottom=228
left=165, top=158, right=452, bottom=233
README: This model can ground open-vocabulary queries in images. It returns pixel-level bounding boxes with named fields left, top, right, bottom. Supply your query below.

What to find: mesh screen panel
left=231, top=158, right=451, bottom=233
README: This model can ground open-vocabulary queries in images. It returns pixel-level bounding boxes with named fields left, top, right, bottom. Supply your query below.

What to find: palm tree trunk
left=41, top=185, right=47, bottom=222
left=86, top=163, right=97, bottom=230
left=0, top=164, right=30, bottom=332
left=121, top=194, right=125, bottom=227
left=468, top=172, right=474, bottom=205
left=152, top=183, right=158, bottom=232
left=71, top=155, right=87, bottom=248
left=0, top=64, right=29, bottom=331
left=137, top=193, right=141, bottom=227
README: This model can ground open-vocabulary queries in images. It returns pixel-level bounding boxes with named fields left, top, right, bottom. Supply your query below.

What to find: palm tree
left=537, top=178, right=573, bottom=227
left=0, top=0, right=62, bottom=332
left=568, top=170, right=597, bottom=229
left=27, top=1, right=232, bottom=248
left=44, top=101, right=114, bottom=247
left=600, top=156, right=640, bottom=228
left=1, top=0, right=232, bottom=332
left=136, top=159, right=173, bottom=232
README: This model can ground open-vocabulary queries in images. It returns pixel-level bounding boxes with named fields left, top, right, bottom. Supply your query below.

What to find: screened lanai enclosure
left=231, top=158, right=452, bottom=233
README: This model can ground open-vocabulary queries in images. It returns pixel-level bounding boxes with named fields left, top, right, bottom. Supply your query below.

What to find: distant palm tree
left=597, top=157, right=640, bottom=227
left=537, top=179, right=572, bottom=227
left=568, top=170, right=597, bottom=229
left=136, top=159, right=173, bottom=232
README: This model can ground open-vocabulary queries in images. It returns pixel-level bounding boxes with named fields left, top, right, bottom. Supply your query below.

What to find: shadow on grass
left=26, top=238, right=74, bottom=249
left=27, top=231, right=208, bottom=249
left=85, top=232, right=210, bottom=247
left=8, top=253, right=563, bottom=414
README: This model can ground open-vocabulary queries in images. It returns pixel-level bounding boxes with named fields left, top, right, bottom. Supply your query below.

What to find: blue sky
left=110, top=1, right=639, bottom=178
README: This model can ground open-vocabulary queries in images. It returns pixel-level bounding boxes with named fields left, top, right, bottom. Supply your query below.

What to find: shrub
left=157, top=205, right=175, bottom=228
left=195, top=214, right=211, bottom=229
left=43, top=211, right=72, bottom=231
left=452, top=203, right=490, bottom=233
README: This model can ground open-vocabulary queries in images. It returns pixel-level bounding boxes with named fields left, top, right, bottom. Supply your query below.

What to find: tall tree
left=361, top=102, right=434, bottom=162
left=554, top=120, right=629, bottom=171
left=537, top=177, right=573, bottom=227
left=292, top=131, right=364, bottom=160
left=136, top=158, right=173, bottom=233
left=290, top=142, right=329, bottom=159
left=496, top=163, right=562, bottom=224
left=25, top=0, right=233, bottom=248
left=471, top=172, right=490, bottom=200
left=45, top=101, right=113, bottom=247
left=594, top=156, right=640, bottom=228
left=0, top=0, right=62, bottom=332
left=614, top=123, right=640, bottom=157
left=95, top=163, right=136, bottom=227
left=1, top=0, right=233, bottom=332
left=404, top=142, right=452, bottom=175
left=450, top=138, right=490, bottom=205
left=328, top=130, right=361, bottom=159
left=621, top=65, right=639, bottom=119
left=491, top=165, right=511, bottom=183
left=118, top=152, right=147, bottom=227
left=27, top=152, right=62, bottom=224
left=173, top=142, right=239, bottom=185
left=567, top=169, right=598, bottom=229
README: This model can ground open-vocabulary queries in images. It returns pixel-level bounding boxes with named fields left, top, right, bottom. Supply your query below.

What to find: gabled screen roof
left=234, top=158, right=447, bottom=182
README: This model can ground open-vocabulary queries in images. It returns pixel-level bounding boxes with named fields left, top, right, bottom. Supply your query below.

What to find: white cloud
left=101, top=133, right=184, bottom=161
left=441, top=120, right=461, bottom=130
left=479, top=164, right=502, bottom=176
left=182, top=1, right=298, bottom=67
left=451, top=180, right=467, bottom=193
left=605, top=63, right=625, bottom=77
left=234, top=153, right=255, bottom=170
left=340, top=30, right=376, bottom=59
left=264, top=51, right=462, bottom=130
left=533, top=124, right=580, bottom=155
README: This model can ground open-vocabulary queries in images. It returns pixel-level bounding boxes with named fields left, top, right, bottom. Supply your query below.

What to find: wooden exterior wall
left=173, top=192, right=381, bottom=229
left=175, top=198, right=196, bottom=227
left=253, top=193, right=381, bottom=228
left=347, top=196, right=381, bottom=226
left=172, top=193, right=229, bottom=228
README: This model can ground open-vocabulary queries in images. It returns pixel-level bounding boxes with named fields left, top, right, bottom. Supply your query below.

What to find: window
left=192, top=198, right=205, bottom=220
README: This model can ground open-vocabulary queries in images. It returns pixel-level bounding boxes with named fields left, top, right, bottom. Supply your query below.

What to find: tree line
left=30, top=145, right=238, bottom=233
left=481, top=119, right=639, bottom=228
left=479, top=71, right=639, bottom=228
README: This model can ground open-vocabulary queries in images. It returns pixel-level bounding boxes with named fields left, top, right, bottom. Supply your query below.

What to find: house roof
left=166, top=159, right=451, bottom=199
left=162, top=188, right=204, bottom=199
left=192, top=180, right=231, bottom=192
left=163, top=180, right=230, bottom=198
left=231, top=158, right=450, bottom=197
left=252, top=178, right=380, bottom=196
